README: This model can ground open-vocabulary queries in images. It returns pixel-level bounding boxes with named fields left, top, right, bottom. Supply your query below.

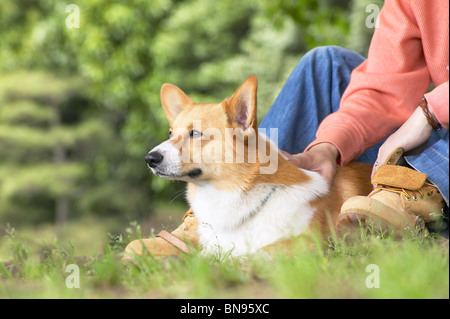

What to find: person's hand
left=279, top=142, right=339, bottom=185
left=371, top=106, right=434, bottom=178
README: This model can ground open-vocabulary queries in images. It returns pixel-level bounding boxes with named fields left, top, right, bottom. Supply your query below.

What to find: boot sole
left=337, top=196, right=417, bottom=236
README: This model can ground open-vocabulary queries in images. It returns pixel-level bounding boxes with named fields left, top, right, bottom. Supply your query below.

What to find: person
left=259, top=0, right=449, bottom=235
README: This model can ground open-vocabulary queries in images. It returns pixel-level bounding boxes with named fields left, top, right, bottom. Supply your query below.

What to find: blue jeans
left=260, top=46, right=449, bottom=208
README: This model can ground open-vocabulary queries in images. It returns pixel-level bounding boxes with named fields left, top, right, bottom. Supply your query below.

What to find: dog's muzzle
left=145, top=146, right=202, bottom=179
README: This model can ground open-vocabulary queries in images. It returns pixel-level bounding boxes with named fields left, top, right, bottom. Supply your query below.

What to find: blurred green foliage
left=0, top=0, right=378, bottom=226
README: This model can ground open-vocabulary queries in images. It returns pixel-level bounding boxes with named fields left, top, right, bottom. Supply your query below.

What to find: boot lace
left=372, top=182, right=438, bottom=201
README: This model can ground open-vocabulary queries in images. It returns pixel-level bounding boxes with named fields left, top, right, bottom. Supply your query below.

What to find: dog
left=144, top=76, right=373, bottom=257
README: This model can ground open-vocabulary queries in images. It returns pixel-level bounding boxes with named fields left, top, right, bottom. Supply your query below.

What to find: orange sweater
left=308, top=0, right=449, bottom=165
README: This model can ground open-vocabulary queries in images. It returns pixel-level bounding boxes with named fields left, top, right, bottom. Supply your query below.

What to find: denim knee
left=301, top=46, right=363, bottom=68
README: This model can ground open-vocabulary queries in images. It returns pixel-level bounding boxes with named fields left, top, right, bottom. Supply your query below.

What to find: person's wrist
left=308, top=142, right=340, bottom=162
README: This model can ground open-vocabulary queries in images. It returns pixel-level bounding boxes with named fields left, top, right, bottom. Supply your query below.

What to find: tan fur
left=309, top=162, right=373, bottom=234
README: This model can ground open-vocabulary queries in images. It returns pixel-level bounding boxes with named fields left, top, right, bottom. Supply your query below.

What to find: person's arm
left=306, top=0, right=432, bottom=165
left=286, top=0, right=450, bottom=184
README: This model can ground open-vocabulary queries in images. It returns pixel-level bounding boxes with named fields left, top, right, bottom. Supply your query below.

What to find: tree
left=0, top=71, right=87, bottom=231
left=0, top=71, right=151, bottom=233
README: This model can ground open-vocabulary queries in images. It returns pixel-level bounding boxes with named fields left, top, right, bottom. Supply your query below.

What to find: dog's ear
left=160, top=84, right=194, bottom=126
left=226, top=75, right=258, bottom=132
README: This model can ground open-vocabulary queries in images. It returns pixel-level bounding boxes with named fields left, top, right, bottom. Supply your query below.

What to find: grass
left=0, top=217, right=448, bottom=299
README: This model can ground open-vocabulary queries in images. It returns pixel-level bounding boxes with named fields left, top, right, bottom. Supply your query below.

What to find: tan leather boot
left=337, top=148, right=444, bottom=233
left=123, top=209, right=199, bottom=261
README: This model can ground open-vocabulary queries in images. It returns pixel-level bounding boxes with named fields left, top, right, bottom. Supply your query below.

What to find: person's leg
left=405, top=129, right=449, bottom=206
left=405, top=129, right=449, bottom=236
left=260, top=45, right=382, bottom=163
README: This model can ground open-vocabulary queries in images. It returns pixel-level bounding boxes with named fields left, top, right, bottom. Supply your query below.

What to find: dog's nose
left=145, top=152, right=164, bottom=168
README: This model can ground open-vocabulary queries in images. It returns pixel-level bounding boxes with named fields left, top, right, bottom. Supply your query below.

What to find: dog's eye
left=189, top=130, right=202, bottom=138
left=168, top=130, right=173, bottom=138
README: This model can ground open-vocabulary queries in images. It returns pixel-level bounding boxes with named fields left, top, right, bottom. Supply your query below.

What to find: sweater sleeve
left=425, top=81, right=449, bottom=130
left=306, top=0, right=431, bottom=165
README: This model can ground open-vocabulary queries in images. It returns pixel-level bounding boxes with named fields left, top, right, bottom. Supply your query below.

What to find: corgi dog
left=145, top=76, right=373, bottom=256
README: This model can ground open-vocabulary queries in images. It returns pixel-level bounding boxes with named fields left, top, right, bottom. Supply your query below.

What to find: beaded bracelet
left=419, top=97, right=442, bottom=131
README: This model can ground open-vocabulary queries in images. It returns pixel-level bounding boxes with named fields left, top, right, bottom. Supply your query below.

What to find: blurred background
left=0, top=0, right=382, bottom=258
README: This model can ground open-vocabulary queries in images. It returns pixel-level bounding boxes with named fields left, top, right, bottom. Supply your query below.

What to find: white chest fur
left=189, top=170, right=328, bottom=256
